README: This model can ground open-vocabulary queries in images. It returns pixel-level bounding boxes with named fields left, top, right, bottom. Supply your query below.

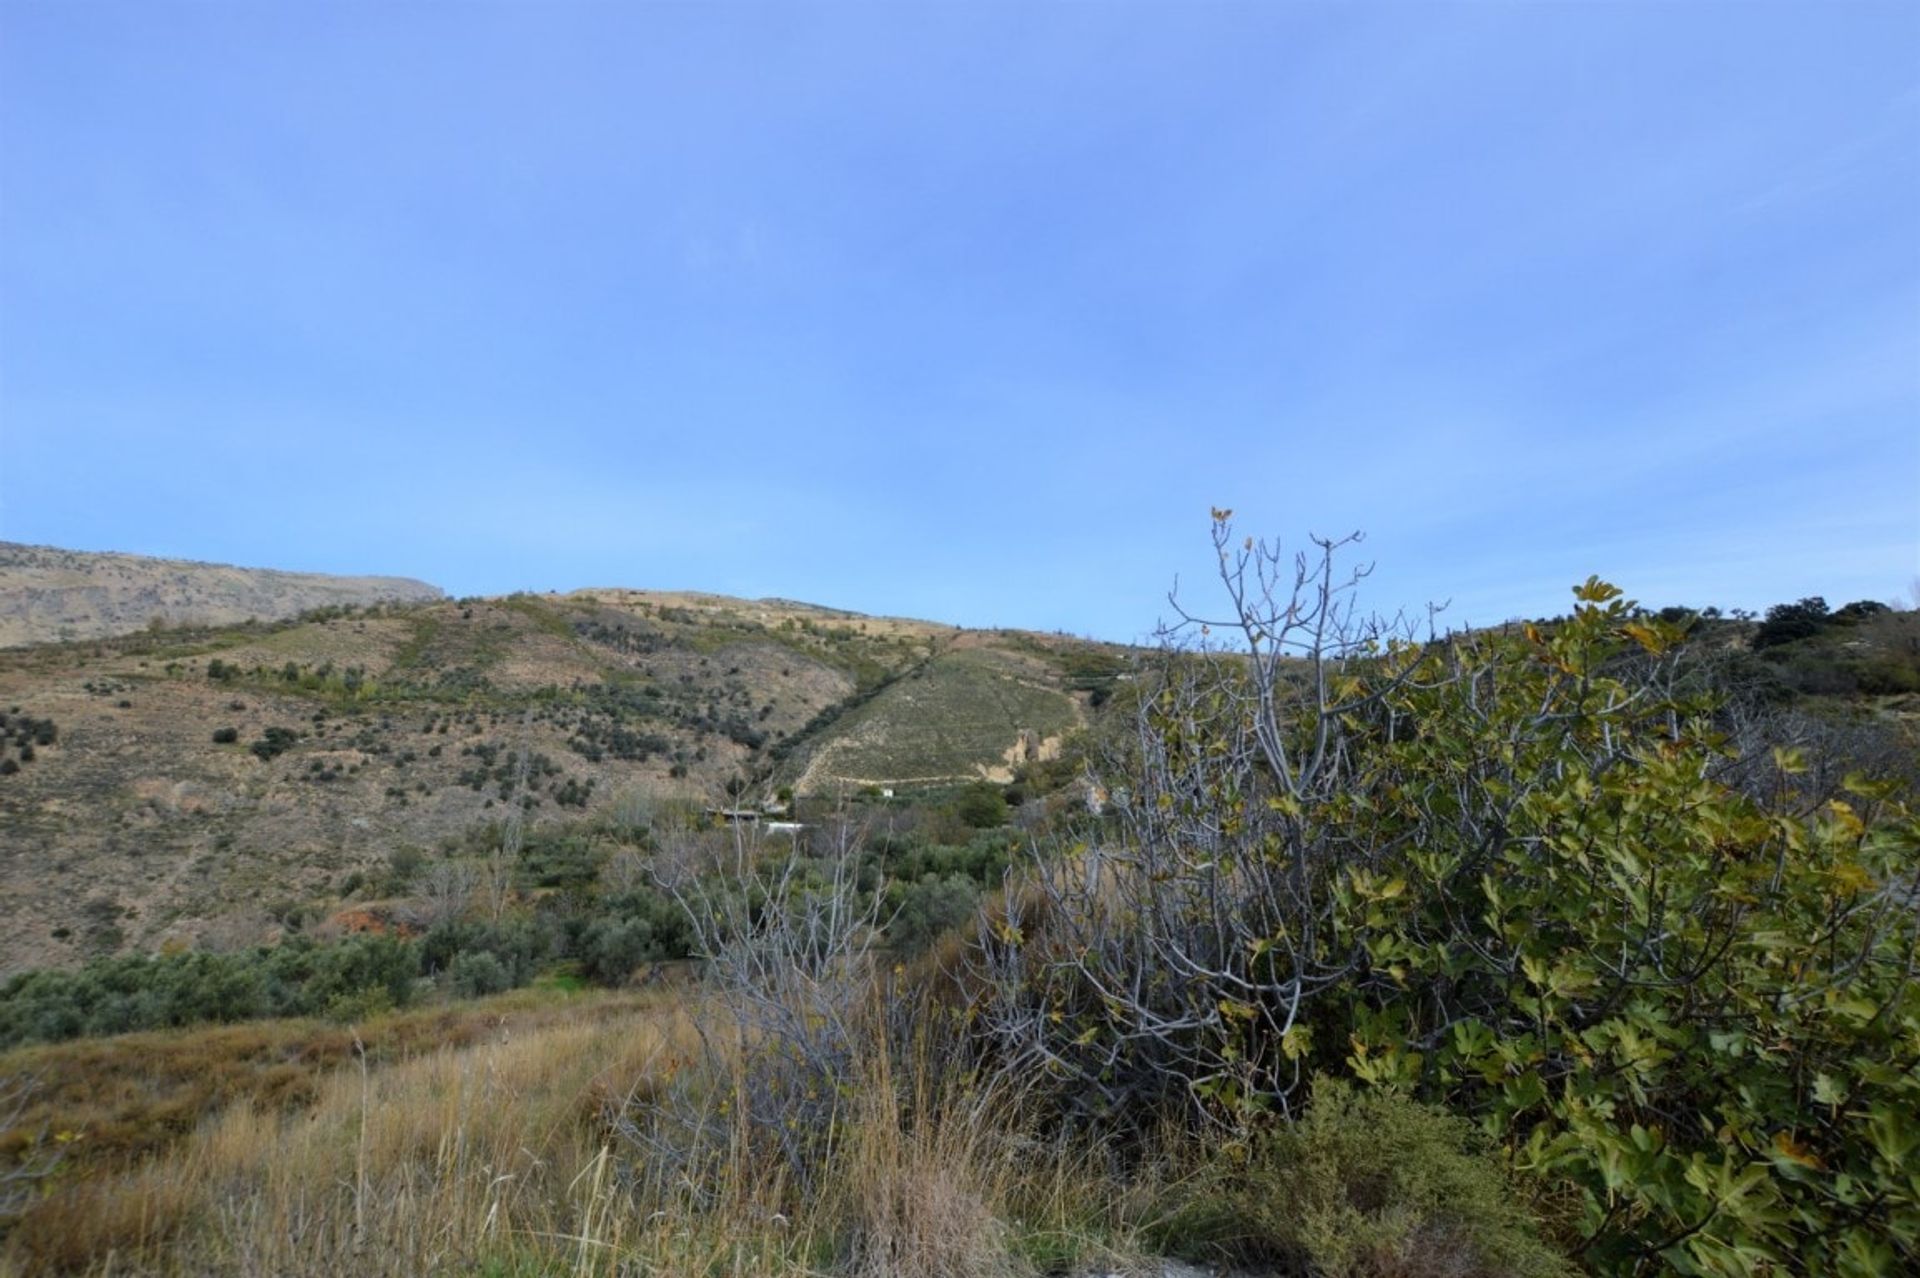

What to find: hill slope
left=0, top=542, right=445, bottom=647
left=0, top=581, right=1133, bottom=972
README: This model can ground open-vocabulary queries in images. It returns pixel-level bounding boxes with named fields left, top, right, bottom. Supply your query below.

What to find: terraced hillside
left=790, top=639, right=1084, bottom=791
left=0, top=585, right=1134, bottom=973
left=0, top=542, right=444, bottom=647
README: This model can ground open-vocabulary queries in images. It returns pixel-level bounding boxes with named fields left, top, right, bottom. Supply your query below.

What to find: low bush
left=249, top=726, right=299, bottom=761
left=889, top=874, right=981, bottom=957
left=447, top=950, right=512, bottom=998
left=1161, top=1079, right=1569, bottom=1277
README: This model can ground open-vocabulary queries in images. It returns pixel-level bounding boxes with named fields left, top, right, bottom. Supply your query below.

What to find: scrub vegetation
left=1, top=523, right=1915, bottom=1276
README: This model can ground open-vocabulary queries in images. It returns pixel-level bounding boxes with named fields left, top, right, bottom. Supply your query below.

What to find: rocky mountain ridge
left=0, top=542, right=444, bottom=648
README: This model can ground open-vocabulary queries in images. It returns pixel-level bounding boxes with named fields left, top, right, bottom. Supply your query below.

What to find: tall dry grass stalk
left=834, top=1012, right=1020, bottom=1278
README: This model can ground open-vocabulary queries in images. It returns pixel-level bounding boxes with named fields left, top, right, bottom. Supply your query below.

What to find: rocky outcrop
left=0, top=542, right=443, bottom=647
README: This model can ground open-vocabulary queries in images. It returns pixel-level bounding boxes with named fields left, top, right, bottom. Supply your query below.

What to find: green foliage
left=873, top=826, right=1015, bottom=884
left=380, top=845, right=426, bottom=895
left=1753, top=597, right=1832, bottom=649
left=997, top=559, right=1920, bottom=1274
left=447, top=950, right=512, bottom=998
left=1161, top=1080, right=1569, bottom=1277
left=1327, top=594, right=1918, bottom=1272
left=572, top=914, right=676, bottom=985
left=1738, top=598, right=1920, bottom=698
left=1320, top=591, right=1920, bottom=1266
left=1759, top=630, right=1920, bottom=698
left=952, top=781, right=1009, bottom=829
left=249, top=726, right=300, bottom=760
left=515, top=830, right=600, bottom=892
left=888, top=874, right=981, bottom=957
left=0, top=934, right=422, bottom=1047
left=421, top=919, right=546, bottom=989
left=1320, top=589, right=1920, bottom=1273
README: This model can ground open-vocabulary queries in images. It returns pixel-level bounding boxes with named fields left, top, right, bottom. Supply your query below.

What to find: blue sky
left=2, top=3, right=1915, bottom=642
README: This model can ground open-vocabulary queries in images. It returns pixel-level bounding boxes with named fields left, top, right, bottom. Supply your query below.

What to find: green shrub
left=1163, top=1080, right=1569, bottom=1277
left=250, top=726, right=299, bottom=760
left=322, top=985, right=395, bottom=1023
left=1754, top=597, right=1831, bottom=648
left=889, top=873, right=980, bottom=956
left=380, top=846, right=426, bottom=895
left=421, top=919, right=546, bottom=988
left=951, top=781, right=1009, bottom=829
left=573, top=917, right=661, bottom=985
left=448, top=950, right=512, bottom=998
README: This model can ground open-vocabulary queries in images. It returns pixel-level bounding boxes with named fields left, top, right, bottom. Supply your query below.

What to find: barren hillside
left=0, top=543, right=444, bottom=647
left=0, top=580, right=1134, bottom=972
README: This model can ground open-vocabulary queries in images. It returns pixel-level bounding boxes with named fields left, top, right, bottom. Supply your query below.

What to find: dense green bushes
left=418, top=918, right=546, bottom=988
left=0, top=918, right=578, bottom=1048
left=1339, top=593, right=1920, bottom=1274
left=0, top=934, right=421, bottom=1047
left=981, top=524, right=1920, bottom=1276
left=446, top=950, right=512, bottom=998
left=1736, top=598, right=1920, bottom=698
left=950, top=781, right=1009, bottom=829
left=565, top=889, right=692, bottom=984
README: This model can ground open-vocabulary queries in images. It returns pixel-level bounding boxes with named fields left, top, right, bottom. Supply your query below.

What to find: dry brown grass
left=0, top=989, right=659, bottom=1180
left=836, top=1029, right=1018, bottom=1278
left=0, top=983, right=1146, bottom=1278
left=3, top=990, right=698, bottom=1275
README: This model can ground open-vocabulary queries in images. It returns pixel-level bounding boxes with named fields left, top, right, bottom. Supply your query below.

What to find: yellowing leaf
left=1830, top=861, right=1874, bottom=895
left=1772, top=1130, right=1823, bottom=1169
left=1622, top=621, right=1667, bottom=654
